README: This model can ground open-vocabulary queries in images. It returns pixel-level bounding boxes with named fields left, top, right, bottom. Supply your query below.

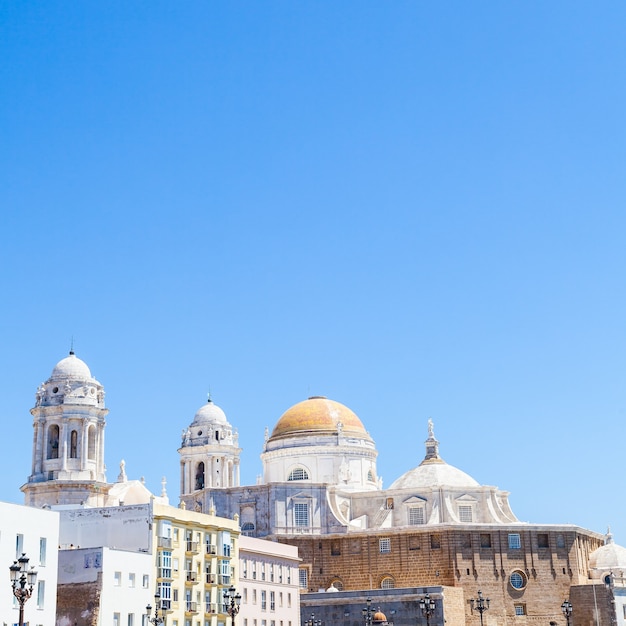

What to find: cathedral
left=22, top=351, right=626, bottom=625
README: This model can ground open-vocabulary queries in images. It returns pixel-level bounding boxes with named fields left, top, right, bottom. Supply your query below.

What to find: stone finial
left=118, top=459, right=127, bottom=483
left=161, top=476, right=167, bottom=497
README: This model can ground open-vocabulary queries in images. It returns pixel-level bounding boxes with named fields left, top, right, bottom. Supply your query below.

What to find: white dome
left=51, top=352, right=92, bottom=380
left=192, top=400, right=228, bottom=426
left=389, top=459, right=480, bottom=490
left=390, top=419, right=479, bottom=490
left=589, top=532, right=626, bottom=574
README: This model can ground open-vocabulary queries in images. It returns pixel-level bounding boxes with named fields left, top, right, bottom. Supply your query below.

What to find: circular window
left=380, top=576, right=395, bottom=589
left=52, top=387, right=59, bottom=393
left=198, top=431, right=203, bottom=436
left=509, top=570, right=527, bottom=590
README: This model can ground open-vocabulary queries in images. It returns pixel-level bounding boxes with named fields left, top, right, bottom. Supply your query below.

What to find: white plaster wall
left=0, top=501, right=59, bottom=626
left=238, top=536, right=300, bottom=626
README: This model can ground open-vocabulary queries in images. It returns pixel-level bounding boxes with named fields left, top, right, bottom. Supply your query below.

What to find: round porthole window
left=198, top=431, right=203, bottom=436
left=509, top=570, right=527, bottom=590
left=52, top=387, right=59, bottom=393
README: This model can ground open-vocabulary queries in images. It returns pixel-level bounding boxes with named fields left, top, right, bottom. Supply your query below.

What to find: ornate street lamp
left=419, top=593, right=436, bottom=626
left=561, top=599, right=572, bottom=626
left=146, top=591, right=165, bottom=626
left=224, top=585, right=241, bottom=626
left=470, top=590, right=490, bottom=626
left=10, top=553, right=38, bottom=626
left=306, top=613, right=321, bottom=626
left=362, top=597, right=374, bottom=626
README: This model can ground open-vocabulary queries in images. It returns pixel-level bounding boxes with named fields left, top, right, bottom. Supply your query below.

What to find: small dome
left=589, top=531, right=626, bottom=574
left=389, top=419, right=479, bottom=490
left=373, top=611, right=387, bottom=623
left=192, top=399, right=227, bottom=426
left=390, top=461, right=479, bottom=490
left=50, top=352, right=92, bottom=380
left=270, top=396, right=367, bottom=440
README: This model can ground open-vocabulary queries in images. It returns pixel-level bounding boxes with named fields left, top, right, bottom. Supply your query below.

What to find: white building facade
left=238, top=536, right=300, bottom=626
left=0, top=501, right=59, bottom=626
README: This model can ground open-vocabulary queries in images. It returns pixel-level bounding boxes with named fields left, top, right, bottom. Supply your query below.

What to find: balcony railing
left=185, top=602, right=198, bottom=613
left=186, top=541, right=199, bottom=554
left=186, top=571, right=198, bottom=583
left=157, top=537, right=172, bottom=549
left=206, top=544, right=217, bottom=555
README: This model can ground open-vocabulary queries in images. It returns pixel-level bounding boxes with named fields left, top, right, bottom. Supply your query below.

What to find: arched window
left=241, top=522, right=255, bottom=537
left=195, top=462, right=205, bottom=490
left=367, top=469, right=375, bottom=482
left=47, top=425, right=59, bottom=459
left=70, top=430, right=78, bottom=459
left=380, top=576, right=395, bottom=589
left=288, top=467, right=309, bottom=481
left=87, top=426, right=96, bottom=460
left=328, top=579, right=344, bottom=591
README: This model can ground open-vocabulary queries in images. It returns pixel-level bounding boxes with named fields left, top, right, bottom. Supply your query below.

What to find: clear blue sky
left=2, top=2, right=625, bottom=543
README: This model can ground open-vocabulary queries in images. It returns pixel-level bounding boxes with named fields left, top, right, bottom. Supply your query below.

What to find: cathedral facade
left=21, top=352, right=623, bottom=625
left=178, top=395, right=608, bottom=624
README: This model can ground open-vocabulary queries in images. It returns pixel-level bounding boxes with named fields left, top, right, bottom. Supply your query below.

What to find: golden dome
left=269, top=396, right=367, bottom=440
left=373, top=611, right=387, bottom=623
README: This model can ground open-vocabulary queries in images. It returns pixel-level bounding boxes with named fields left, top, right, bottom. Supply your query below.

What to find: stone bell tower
left=21, top=350, right=110, bottom=507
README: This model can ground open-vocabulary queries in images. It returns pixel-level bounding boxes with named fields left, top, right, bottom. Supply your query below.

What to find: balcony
left=206, top=603, right=217, bottom=614
left=218, top=575, right=230, bottom=585
left=157, top=537, right=172, bottom=549
left=206, top=544, right=217, bottom=555
left=185, top=602, right=198, bottom=614
left=157, top=568, right=173, bottom=580
left=186, top=541, right=199, bottom=554
left=205, top=574, right=216, bottom=584
left=186, top=571, right=198, bottom=583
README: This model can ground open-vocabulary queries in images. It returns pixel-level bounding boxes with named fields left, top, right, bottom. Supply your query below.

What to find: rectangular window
left=252, top=590, right=257, bottom=605
left=408, top=507, right=425, bottom=525
left=287, top=593, right=292, bottom=608
left=36, top=581, right=45, bottom=609
left=261, top=563, right=266, bottom=581
left=261, top=590, right=267, bottom=610
left=480, top=533, right=492, bottom=548
left=294, top=503, right=309, bottom=527
left=114, top=613, right=120, bottom=626
left=538, top=533, right=549, bottom=549
left=270, top=591, right=275, bottom=611
left=379, top=538, right=391, bottom=554
left=299, top=568, right=308, bottom=589
left=556, top=534, right=565, bottom=548
left=114, top=572, right=122, bottom=586
left=514, top=604, right=526, bottom=616
left=39, top=538, right=47, bottom=566
left=129, top=573, right=136, bottom=588
left=16, top=534, right=24, bottom=558
left=331, top=540, right=341, bottom=556
left=270, top=563, right=274, bottom=582
left=243, top=588, right=248, bottom=604
left=430, top=534, right=441, bottom=549
left=458, top=505, right=473, bottom=522
left=508, top=533, right=521, bottom=549
left=128, top=614, right=135, bottom=626
left=143, top=575, right=150, bottom=589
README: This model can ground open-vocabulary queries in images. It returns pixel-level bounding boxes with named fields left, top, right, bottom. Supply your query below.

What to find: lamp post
left=306, top=613, right=321, bottom=626
left=10, top=553, right=38, bottom=626
left=561, top=599, right=572, bottom=626
left=146, top=591, right=165, bottom=626
left=223, top=586, right=241, bottom=626
left=470, top=590, right=490, bottom=626
left=419, top=593, right=436, bottom=626
left=362, top=597, right=374, bottom=626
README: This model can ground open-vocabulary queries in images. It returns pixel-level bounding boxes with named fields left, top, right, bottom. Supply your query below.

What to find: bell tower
left=178, top=397, right=241, bottom=508
left=21, top=350, right=110, bottom=507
